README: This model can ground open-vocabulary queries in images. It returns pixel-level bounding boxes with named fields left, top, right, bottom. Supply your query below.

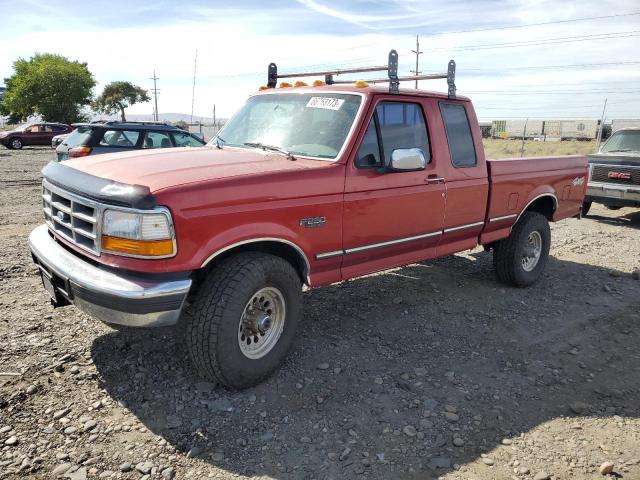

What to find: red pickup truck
left=29, top=54, right=588, bottom=388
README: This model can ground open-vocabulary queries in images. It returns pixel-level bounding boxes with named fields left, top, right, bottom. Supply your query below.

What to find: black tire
left=493, top=211, right=551, bottom=287
left=186, top=252, right=302, bottom=389
left=10, top=138, right=23, bottom=150
left=582, top=201, right=592, bottom=217
left=605, top=205, right=622, bottom=211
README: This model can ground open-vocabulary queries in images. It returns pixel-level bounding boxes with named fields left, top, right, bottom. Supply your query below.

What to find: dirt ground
left=1, top=147, right=639, bottom=480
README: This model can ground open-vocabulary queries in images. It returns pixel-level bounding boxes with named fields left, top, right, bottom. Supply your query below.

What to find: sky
left=1, top=0, right=639, bottom=122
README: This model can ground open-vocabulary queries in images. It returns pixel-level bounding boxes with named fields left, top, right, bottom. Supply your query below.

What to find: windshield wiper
left=243, top=142, right=296, bottom=161
left=214, top=135, right=226, bottom=149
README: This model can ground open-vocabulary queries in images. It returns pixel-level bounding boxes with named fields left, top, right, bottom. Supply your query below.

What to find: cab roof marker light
left=312, top=80, right=326, bottom=87
left=294, top=81, right=308, bottom=87
left=279, top=82, right=292, bottom=88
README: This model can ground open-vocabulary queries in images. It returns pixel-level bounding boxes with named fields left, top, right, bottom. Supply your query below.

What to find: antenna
left=190, top=49, right=198, bottom=124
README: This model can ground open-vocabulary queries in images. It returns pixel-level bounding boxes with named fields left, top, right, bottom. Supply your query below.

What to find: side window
left=143, top=131, right=173, bottom=149
left=172, top=131, right=202, bottom=147
left=356, top=101, right=430, bottom=168
left=43, top=126, right=53, bottom=132
left=355, top=117, right=381, bottom=167
left=440, top=103, right=477, bottom=168
left=99, top=130, right=140, bottom=147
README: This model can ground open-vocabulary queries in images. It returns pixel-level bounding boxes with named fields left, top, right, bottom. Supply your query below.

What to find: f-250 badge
left=299, top=216, right=326, bottom=228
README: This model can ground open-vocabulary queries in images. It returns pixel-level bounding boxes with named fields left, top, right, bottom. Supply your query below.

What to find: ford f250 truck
left=29, top=52, right=588, bottom=389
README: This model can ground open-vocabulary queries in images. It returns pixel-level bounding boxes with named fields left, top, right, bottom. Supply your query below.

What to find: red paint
left=59, top=86, right=588, bottom=286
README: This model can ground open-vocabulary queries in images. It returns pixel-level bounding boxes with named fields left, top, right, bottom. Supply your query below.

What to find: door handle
left=426, top=175, right=445, bottom=184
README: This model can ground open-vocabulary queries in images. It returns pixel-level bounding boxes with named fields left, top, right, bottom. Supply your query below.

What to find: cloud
left=0, top=0, right=638, bottom=120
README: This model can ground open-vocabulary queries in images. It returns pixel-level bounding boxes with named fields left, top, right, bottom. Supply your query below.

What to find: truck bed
left=481, top=155, right=588, bottom=244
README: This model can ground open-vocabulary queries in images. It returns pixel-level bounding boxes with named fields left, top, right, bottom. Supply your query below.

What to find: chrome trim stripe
left=443, top=221, right=485, bottom=233
left=489, top=214, right=518, bottom=223
left=315, top=250, right=344, bottom=260
left=344, top=231, right=441, bottom=254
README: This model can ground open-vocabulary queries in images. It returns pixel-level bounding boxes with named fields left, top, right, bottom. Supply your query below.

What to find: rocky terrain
left=1, top=147, right=639, bottom=480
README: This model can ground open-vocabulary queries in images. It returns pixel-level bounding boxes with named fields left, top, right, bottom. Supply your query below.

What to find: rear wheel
left=493, top=211, right=551, bottom=287
left=10, top=138, right=23, bottom=150
left=186, top=252, right=302, bottom=389
left=582, top=201, right=592, bottom=216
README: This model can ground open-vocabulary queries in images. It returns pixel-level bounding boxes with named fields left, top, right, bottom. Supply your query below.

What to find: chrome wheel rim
left=238, top=287, right=286, bottom=359
left=522, top=231, right=542, bottom=272
left=11, top=139, right=21, bottom=148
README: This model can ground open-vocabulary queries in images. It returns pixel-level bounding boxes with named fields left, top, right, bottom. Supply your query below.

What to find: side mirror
left=385, top=148, right=426, bottom=172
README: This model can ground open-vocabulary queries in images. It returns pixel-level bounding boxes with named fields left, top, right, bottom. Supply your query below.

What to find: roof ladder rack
left=266, top=49, right=456, bottom=97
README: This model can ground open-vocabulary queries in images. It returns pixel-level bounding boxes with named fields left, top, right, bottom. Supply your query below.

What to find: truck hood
left=64, top=146, right=328, bottom=192
left=588, top=152, right=640, bottom=166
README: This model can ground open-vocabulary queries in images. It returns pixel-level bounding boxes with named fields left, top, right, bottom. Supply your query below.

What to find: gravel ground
left=1, top=147, right=640, bottom=480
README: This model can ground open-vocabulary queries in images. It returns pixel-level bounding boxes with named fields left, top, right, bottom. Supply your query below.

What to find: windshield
left=601, top=130, right=640, bottom=153
left=210, top=92, right=362, bottom=159
left=61, top=126, right=92, bottom=147
left=15, top=123, right=32, bottom=132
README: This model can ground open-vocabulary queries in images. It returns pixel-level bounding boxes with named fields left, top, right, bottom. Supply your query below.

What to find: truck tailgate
left=482, top=155, right=588, bottom=243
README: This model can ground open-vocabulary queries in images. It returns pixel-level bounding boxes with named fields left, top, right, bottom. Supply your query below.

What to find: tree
left=0, top=53, right=95, bottom=124
left=93, top=82, right=150, bottom=121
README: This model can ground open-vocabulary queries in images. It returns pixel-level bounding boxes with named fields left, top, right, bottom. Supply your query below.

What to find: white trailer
left=611, top=119, right=640, bottom=133
left=491, top=120, right=544, bottom=139
left=558, top=120, right=598, bottom=140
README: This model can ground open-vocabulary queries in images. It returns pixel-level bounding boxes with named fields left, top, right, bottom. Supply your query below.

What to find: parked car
left=55, top=121, right=205, bottom=161
left=51, top=133, right=70, bottom=148
left=583, top=127, right=640, bottom=214
left=0, top=122, right=72, bottom=149
left=28, top=52, right=588, bottom=389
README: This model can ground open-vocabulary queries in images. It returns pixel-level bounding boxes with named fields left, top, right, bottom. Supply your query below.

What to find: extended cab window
left=440, top=103, right=476, bottom=167
left=356, top=101, right=429, bottom=168
left=172, top=131, right=203, bottom=147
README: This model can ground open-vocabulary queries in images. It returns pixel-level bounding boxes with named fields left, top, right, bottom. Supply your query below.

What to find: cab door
left=341, top=97, right=446, bottom=279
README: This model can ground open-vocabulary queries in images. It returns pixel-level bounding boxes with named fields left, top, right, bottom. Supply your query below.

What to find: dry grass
left=483, top=138, right=597, bottom=159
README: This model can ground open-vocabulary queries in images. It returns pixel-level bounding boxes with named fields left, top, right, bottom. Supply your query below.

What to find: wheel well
left=201, top=240, right=309, bottom=286
left=522, top=195, right=556, bottom=221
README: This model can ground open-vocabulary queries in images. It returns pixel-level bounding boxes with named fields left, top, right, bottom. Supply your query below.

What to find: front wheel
left=493, top=211, right=551, bottom=287
left=582, top=201, right=592, bottom=217
left=186, top=252, right=302, bottom=389
left=10, top=138, right=23, bottom=150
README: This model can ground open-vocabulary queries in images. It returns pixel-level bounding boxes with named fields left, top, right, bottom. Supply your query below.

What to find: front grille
left=42, top=180, right=99, bottom=254
left=591, top=164, right=640, bottom=186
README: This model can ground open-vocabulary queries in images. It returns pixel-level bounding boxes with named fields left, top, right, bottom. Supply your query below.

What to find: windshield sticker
left=306, top=97, right=345, bottom=110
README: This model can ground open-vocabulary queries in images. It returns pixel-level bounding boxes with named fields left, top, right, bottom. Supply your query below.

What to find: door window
left=143, top=131, right=173, bottom=149
left=99, top=130, right=140, bottom=147
left=440, top=103, right=477, bottom=167
left=172, top=131, right=203, bottom=147
left=356, top=101, right=429, bottom=168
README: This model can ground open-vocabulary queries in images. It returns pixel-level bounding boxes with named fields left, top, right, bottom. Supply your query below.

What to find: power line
left=329, top=12, right=640, bottom=53
left=427, top=30, right=640, bottom=52
left=458, top=60, right=640, bottom=72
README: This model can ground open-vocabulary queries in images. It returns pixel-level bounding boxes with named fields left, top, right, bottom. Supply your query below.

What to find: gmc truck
left=29, top=52, right=588, bottom=389
left=583, top=127, right=640, bottom=214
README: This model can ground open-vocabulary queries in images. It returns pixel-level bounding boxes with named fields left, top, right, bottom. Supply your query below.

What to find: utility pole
left=190, top=49, right=198, bottom=124
left=150, top=70, right=160, bottom=121
left=520, top=118, right=528, bottom=157
left=596, top=98, right=608, bottom=150
left=410, top=35, right=423, bottom=89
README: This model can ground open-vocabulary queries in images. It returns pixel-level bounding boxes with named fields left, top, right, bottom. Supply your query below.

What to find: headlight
left=101, top=209, right=176, bottom=258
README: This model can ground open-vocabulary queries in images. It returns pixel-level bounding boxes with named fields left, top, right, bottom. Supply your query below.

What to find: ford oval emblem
left=57, top=211, right=65, bottom=221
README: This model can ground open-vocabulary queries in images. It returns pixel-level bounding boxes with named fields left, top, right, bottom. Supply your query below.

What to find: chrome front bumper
left=586, top=181, right=640, bottom=206
left=29, top=225, right=192, bottom=327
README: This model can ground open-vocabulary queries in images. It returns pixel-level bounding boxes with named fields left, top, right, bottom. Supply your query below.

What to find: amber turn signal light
left=68, top=146, right=92, bottom=158
left=101, top=236, right=174, bottom=257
